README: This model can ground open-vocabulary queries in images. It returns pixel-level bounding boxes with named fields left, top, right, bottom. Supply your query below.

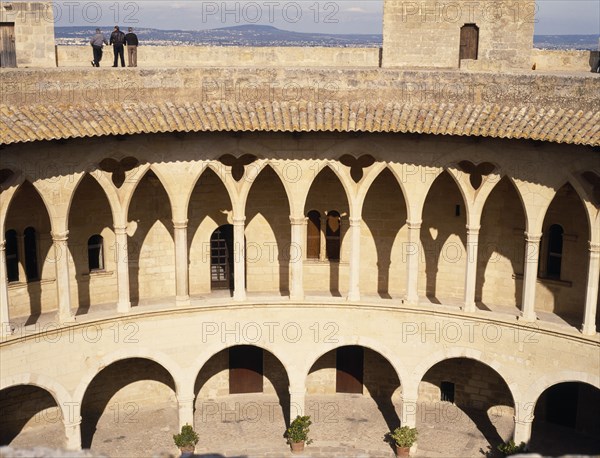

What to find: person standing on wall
left=90, top=28, right=108, bottom=67
left=110, top=26, right=126, bottom=67
left=125, top=27, right=139, bottom=67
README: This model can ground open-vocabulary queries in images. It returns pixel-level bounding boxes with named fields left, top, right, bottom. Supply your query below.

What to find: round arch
left=180, top=341, right=295, bottom=397
left=72, top=348, right=183, bottom=406
left=301, top=337, right=409, bottom=391
left=412, top=347, right=520, bottom=404
left=524, top=371, right=600, bottom=407
left=0, top=373, right=73, bottom=417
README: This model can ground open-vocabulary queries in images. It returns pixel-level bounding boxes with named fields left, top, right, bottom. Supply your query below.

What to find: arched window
left=5, top=230, right=19, bottom=282
left=307, top=210, right=321, bottom=260
left=88, top=234, right=104, bottom=271
left=23, top=227, right=38, bottom=281
left=326, top=211, right=341, bottom=261
left=546, top=224, right=564, bottom=278
left=459, top=23, right=479, bottom=61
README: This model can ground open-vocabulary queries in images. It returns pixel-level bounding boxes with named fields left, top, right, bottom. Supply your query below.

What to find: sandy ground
left=5, top=394, right=599, bottom=457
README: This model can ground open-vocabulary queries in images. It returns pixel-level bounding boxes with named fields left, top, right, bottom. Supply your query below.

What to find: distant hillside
left=56, top=25, right=598, bottom=50
left=534, top=35, right=598, bottom=51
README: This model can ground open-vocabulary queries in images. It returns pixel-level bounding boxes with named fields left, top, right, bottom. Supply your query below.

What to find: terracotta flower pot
left=180, top=444, right=195, bottom=455
left=291, top=441, right=305, bottom=453
left=395, top=445, right=410, bottom=458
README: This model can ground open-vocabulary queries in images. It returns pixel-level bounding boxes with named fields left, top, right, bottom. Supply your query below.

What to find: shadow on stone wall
left=80, top=358, right=177, bottom=448
left=0, top=385, right=60, bottom=446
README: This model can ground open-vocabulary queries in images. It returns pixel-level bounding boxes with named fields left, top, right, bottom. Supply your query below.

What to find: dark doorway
left=459, top=24, right=479, bottom=61
left=441, top=381, right=455, bottom=403
left=229, top=346, right=263, bottom=394
left=0, top=23, right=17, bottom=68
left=211, top=225, right=234, bottom=290
left=546, top=382, right=578, bottom=427
left=336, top=346, right=364, bottom=394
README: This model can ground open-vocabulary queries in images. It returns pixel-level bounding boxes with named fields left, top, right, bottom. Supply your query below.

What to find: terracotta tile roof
left=2, top=100, right=598, bottom=146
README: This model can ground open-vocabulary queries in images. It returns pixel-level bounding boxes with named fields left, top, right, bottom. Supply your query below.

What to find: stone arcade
left=0, top=1, right=599, bottom=456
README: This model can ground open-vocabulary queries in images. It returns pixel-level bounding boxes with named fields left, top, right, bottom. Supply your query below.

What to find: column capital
left=289, top=388, right=307, bottom=396
left=466, top=225, right=481, bottom=235
left=407, top=220, right=422, bottom=230
left=589, top=241, right=600, bottom=253
left=64, top=417, right=83, bottom=428
left=524, top=232, right=542, bottom=243
left=177, top=395, right=196, bottom=404
left=114, top=225, right=128, bottom=234
left=513, top=416, right=534, bottom=425
left=289, top=216, right=307, bottom=226
left=172, top=219, right=189, bottom=230
left=0, top=240, right=5, bottom=251
left=349, top=217, right=362, bottom=226
left=233, top=216, right=246, bottom=225
left=51, top=231, right=69, bottom=242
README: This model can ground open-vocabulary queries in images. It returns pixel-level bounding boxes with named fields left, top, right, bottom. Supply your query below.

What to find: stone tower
left=382, top=0, right=536, bottom=70
left=0, top=1, right=55, bottom=68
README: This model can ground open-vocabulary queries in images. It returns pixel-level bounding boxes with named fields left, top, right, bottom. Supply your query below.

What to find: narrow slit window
left=24, top=227, right=39, bottom=282
left=546, top=224, right=563, bottom=278
left=326, top=211, right=341, bottom=261
left=88, top=234, right=104, bottom=271
left=5, top=229, right=19, bottom=282
left=307, top=210, right=321, bottom=260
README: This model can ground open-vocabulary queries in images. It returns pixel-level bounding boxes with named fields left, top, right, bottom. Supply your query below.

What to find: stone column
left=233, top=217, right=246, bottom=301
left=582, top=242, right=600, bottom=335
left=319, top=215, right=327, bottom=261
left=463, top=225, right=480, bottom=313
left=114, top=226, right=131, bottom=313
left=405, top=221, right=421, bottom=305
left=16, top=233, right=26, bottom=282
left=289, top=388, right=306, bottom=419
left=289, top=216, right=305, bottom=300
left=173, top=219, right=190, bottom=306
left=0, top=241, right=11, bottom=338
left=64, top=417, right=82, bottom=450
left=177, top=394, right=196, bottom=430
left=51, top=231, right=73, bottom=323
left=513, top=417, right=533, bottom=446
left=401, top=395, right=418, bottom=428
left=521, top=232, right=541, bottom=322
left=347, top=216, right=361, bottom=301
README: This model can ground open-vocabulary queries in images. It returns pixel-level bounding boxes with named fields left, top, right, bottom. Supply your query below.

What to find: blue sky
left=53, top=1, right=600, bottom=35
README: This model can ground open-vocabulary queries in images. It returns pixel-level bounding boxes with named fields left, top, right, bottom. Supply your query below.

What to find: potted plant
left=284, top=415, right=314, bottom=453
left=173, top=423, right=199, bottom=455
left=497, top=440, right=527, bottom=456
left=387, top=426, right=418, bottom=457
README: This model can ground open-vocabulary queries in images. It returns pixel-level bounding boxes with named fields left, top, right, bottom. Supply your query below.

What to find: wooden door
left=229, top=346, right=263, bottom=394
left=336, top=346, right=364, bottom=394
left=0, top=23, right=17, bottom=68
left=211, top=225, right=234, bottom=290
left=459, top=24, right=479, bottom=60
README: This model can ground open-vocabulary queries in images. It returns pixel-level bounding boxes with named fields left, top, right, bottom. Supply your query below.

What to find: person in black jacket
left=110, top=26, right=126, bottom=67
left=125, top=27, right=139, bottom=67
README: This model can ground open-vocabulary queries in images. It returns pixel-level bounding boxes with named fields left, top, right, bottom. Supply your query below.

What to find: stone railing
left=55, top=45, right=380, bottom=69
left=532, top=49, right=600, bottom=73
